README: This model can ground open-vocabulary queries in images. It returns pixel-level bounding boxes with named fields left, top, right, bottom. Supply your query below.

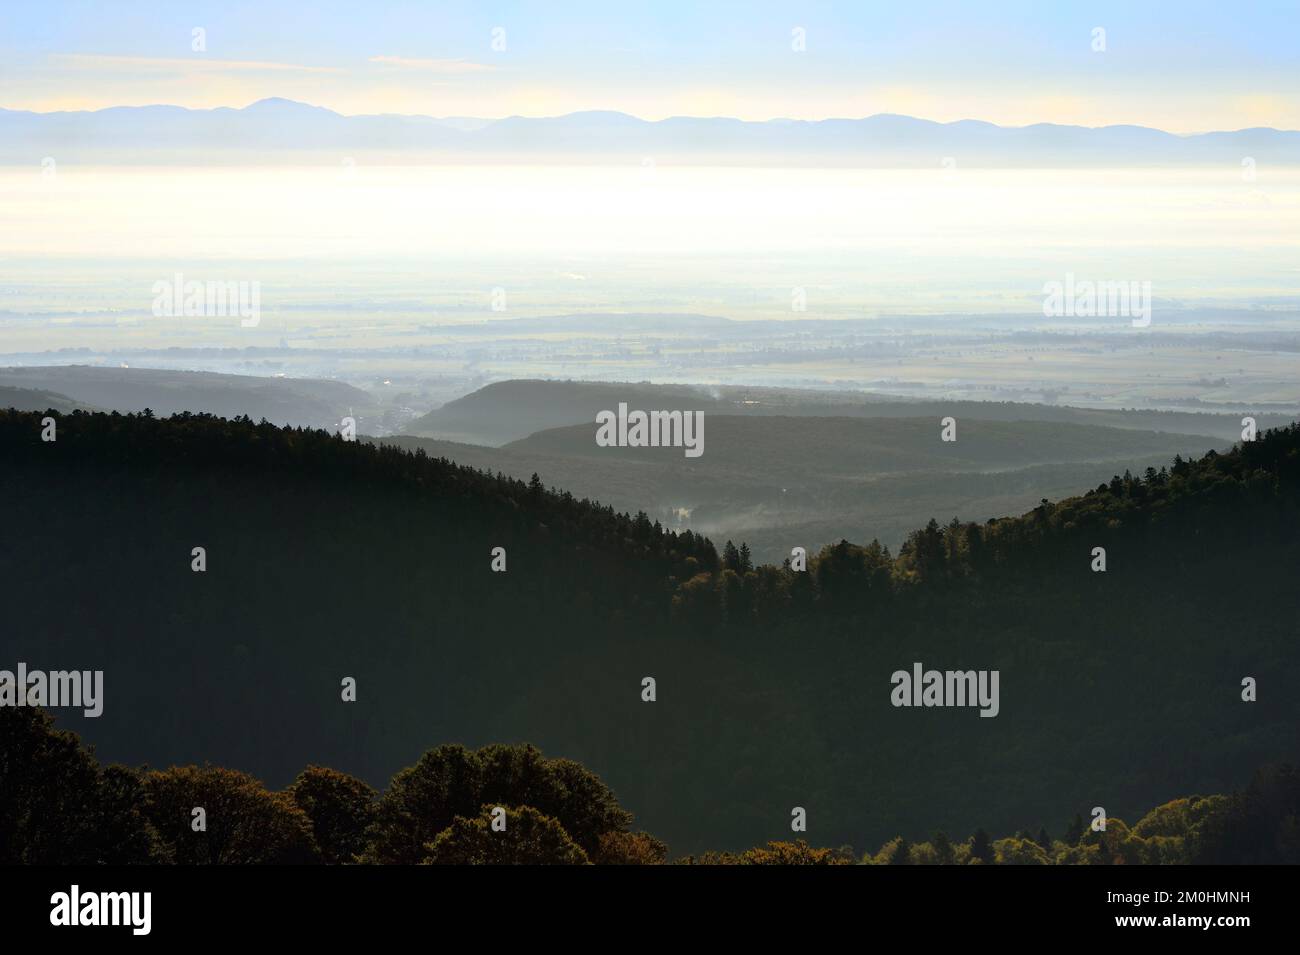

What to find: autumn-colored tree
left=676, top=840, right=847, bottom=865
left=674, top=850, right=743, bottom=865
left=993, top=836, right=1050, bottom=865
left=141, top=765, right=319, bottom=864
left=591, top=830, right=668, bottom=865
left=287, top=765, right=378, bottom=864
left=422, top=805, right=588, bottom=865
left=740, top=840, right=850, bottom=865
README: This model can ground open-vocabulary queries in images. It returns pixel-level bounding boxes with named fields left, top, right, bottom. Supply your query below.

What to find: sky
left=1, top=1, right=1298, bottom=131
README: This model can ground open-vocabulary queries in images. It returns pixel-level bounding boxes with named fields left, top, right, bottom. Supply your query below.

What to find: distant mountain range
left=3, top=97, right=1298, bottom=165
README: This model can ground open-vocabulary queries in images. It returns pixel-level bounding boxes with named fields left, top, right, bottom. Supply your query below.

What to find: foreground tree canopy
left=3, top=707, right=1296, bottom=864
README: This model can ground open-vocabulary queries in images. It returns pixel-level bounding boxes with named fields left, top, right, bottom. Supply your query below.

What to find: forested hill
left=0, top=408, right=719, bottom=581
left=1, top=408, right=1298, bottom=853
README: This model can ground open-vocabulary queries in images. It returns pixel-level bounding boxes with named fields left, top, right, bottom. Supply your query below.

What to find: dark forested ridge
left=1, top=408, right=1298, bottom=854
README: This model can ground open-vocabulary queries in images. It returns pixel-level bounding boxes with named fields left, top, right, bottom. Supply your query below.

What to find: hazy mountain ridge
left=0, top=385, right=97, bottom=414
left=408, top=378, right=1281, bottom=446
left=0, top=365, right=373, bottom=430
left=5, top=98, right=1298, bottom=164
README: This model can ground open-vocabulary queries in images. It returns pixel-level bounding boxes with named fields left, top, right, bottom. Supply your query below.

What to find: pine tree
left=722, top=540, right=741, bottom=572
left=932, top=830, right=954, bottom=865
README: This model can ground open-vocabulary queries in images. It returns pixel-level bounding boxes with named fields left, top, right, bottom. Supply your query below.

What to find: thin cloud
left=368, top=56, right=494, bottom=73
left=52, top=53, right=341, bottom=73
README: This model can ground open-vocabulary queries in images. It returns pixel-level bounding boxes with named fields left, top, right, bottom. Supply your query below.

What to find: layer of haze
left=3, top=164, right=1298, bottom=346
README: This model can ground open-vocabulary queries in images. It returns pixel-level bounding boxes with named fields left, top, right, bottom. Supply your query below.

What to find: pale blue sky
left=2, top=1, right=1297, bottom=130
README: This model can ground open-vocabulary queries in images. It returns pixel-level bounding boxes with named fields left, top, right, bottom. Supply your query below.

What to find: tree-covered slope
left=1, top=408, right=1297, bottom=853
